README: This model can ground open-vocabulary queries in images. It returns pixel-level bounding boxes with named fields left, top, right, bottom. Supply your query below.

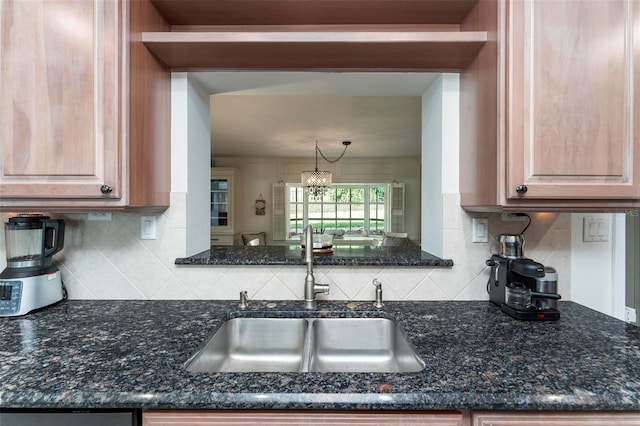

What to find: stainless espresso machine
left=0, top=214, right=66, bottom=316
left=486, top=234, right=561, bottom=321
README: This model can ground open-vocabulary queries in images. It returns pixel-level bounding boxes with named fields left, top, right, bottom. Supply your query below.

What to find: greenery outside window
left=287, top=184, right=388, bottom=239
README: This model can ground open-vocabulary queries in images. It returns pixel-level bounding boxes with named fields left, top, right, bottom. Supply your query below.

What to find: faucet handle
left=372, top=279, right=383, bottom=309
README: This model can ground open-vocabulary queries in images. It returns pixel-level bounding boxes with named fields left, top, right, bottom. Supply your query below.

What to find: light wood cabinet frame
left=144, top=410, right=467, bottom=426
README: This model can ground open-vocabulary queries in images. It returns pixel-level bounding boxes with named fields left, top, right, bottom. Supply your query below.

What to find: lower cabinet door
left=143, top=411, right=465, bottom=426
left=473, top=412, right=640, bottom=426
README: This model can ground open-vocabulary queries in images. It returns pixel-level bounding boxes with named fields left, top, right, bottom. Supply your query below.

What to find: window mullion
left=364, top=185, right=370, bottom=234
left=286, top=183, right=389, bottom=238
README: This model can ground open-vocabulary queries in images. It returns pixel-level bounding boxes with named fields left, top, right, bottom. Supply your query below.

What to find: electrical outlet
left=501, top=213, right=527, bottom=222
left=625, top=307, right=637, bottom=324
left=472, top=218, right=489, bottom=243
left=140, top=216, right=157, bottom=240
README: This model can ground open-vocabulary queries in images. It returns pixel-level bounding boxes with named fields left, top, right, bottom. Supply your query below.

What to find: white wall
left=441, top=75, right=460, bottom=194
left=570, top=213, right=626, bottom=320
left=172, top=73, right=212, bottom=256
left=421, top=74, right=460, bottom=257
left=421, top=76, right=443, bottom=255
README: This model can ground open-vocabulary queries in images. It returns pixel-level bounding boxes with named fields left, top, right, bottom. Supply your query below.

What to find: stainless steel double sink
left=185, top=317, right=425, bottom=373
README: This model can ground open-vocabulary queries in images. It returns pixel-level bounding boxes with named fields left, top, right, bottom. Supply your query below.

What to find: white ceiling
left=191, top=72, right=440, bottom=158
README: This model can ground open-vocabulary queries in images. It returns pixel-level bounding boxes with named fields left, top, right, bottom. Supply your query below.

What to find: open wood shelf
left=142, top=30, right=487, bottom=70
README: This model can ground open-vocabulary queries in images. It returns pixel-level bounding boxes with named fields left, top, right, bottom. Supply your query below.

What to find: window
left=286, top=184, right=388, bottom=239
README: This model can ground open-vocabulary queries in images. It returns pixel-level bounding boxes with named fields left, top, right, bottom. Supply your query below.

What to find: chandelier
left=301, top=140, right=352, bottom=198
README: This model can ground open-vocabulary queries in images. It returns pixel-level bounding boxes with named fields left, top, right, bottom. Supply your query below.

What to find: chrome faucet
left=304, top=225, right=330, bottom=309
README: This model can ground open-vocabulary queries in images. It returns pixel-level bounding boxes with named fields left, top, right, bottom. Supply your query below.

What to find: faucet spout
left=304, top=225, right=330, bottom=309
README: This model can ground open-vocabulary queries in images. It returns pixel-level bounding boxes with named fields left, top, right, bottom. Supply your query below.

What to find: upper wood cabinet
left=506, top=0, right=639, bottom=201
left=461, top=0, right=640, bottom=211
left=0, top=0, right=122, bottom=202
left=0, top=0, right=170, bottom=211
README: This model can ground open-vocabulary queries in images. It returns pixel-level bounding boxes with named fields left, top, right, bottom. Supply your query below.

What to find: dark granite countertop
left=175, top=245, right=453, bottom=267
left=1, top=300, right=640, bottom=411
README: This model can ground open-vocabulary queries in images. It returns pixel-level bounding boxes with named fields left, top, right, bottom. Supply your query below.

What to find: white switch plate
left=472, top=218, right=489, bottom=243
left=582, top=216, right=609, bottom=242
left=140, top=216, right=157, bottom=240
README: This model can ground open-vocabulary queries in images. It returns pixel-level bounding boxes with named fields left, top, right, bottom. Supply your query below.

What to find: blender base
left=0, top=270, right=64, bottom=316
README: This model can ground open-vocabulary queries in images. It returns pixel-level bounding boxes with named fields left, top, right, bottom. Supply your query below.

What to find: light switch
left=472, top=218, right=489, bottom=243
left=597, top=220, right=607, bottom=238
left=583, top=216, right=609, bottom=242
left=141, top=216, right=157, bottom=240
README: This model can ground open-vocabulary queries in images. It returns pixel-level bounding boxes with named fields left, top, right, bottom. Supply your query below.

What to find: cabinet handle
left=100, top=185, right=113, bottom=194
left=515, top=185, right=528, bottom=194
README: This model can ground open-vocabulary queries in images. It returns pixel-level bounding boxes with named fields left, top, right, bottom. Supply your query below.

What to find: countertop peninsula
left=175, top=245, right=453, bottom=267
left=1, top=300, right=640, bottom=411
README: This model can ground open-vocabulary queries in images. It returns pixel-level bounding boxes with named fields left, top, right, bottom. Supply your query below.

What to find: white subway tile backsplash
left=254, top=276, right=297, bottom=300
left=430, top=263, right=479, bottom=299
left=150, top=277, right=197, bottom=300
left=324, top=267, right=381, bottom=299
left=224, top=267, right=278, bottom=298
left=0, top=192, right=571, bottom=302
left=406, top=276, right=449, bottom=300
left=374, top=268, right=431, bottom=300
left=322, top=282, right=349, bottom=301
left=457, top=271, right=493, bottom=300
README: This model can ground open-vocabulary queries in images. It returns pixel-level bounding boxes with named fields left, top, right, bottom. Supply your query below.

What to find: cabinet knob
left=515, top=185, right=528, bottom=195
left=100, top=185, right=113, bottom=194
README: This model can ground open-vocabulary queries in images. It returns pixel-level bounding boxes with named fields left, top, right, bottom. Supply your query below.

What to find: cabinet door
left=473, top=412, right=640, bottom=426
left=210, top=169, right=236, bottom=233
left=211, top=178, right=230, bottom=228
left=0, top=0, right=123, bottom=201
left=506, top=0, right=640, bottom=200
left=144, top=411, right=466, bottom=426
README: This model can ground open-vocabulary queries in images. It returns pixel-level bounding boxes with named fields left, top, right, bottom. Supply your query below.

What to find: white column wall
left=421, top=73, right=459, bottom=257
left=172, top=73, right=212, bottom=256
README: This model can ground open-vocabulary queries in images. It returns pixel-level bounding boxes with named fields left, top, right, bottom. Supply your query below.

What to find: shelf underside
left=142, top=31, right=487, bottom=71
left=150, top=0, right=479, bottom=26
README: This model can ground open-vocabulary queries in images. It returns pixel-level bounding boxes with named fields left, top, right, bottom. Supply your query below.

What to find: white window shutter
left=272, top=183, right=286, bottom=240
left=389, top=182, right=405, bottom=233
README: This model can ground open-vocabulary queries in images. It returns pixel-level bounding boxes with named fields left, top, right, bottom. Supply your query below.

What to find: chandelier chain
left=315, top=141, right=350, bottom=164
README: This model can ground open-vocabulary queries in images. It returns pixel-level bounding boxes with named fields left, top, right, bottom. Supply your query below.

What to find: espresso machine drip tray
left=501, top=303, right=560, bottom=321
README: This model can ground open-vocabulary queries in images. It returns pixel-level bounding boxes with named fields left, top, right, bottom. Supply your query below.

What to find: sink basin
left=184, top=316, right=425, bottom=373
left=185, top=318, right=308, bottom=373
left=308, top=318, right=425, bottom=373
